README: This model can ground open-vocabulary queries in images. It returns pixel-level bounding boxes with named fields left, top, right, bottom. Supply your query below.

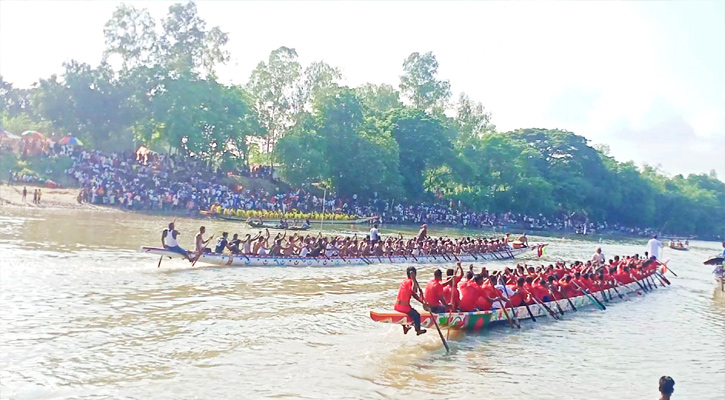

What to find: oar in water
left=609, top=282, right=625, bottom=299
left=630, top=275, right=649, bottom=292
left=655, top=271, right=671, bottom=286
left=495, top=284, right=520, bottom=329
left=546, top=286, right=566, bottom=315
left=611, top=278, right=634, bottom=298
left=413, top=276, right=450, bottom=353
left=558, top=287, right=578, bottom=311
left=526, top=290, right=559, bottom=320
left=516, top=289, right=537, bottom=322
left=572, top=282, right=606, bottom=310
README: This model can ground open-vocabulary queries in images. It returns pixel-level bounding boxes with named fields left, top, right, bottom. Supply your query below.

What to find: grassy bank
left=1, top=152, right=77, bottom=187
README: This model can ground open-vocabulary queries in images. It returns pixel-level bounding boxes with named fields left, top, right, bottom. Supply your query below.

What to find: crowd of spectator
left=6, top=145, right=660, bottom=237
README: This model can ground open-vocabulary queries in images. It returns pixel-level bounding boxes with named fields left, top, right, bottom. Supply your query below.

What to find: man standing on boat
left=416, top=224, right=428, bottom=242
left=591, top=247, right=605, bottom=265
left=162, top=222, right=192, bottom=262
left=370, top=224, right=380, bottom=244
left=646, top=235, right=663, bottom=260
left=394, top=266, right=427, bottom=336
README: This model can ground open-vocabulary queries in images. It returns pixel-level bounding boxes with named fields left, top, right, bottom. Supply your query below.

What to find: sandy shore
left=0, top=184, right=120, bottom=212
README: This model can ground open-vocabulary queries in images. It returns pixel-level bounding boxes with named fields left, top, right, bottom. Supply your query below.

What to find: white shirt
left=646, top=238, right=662, bottom=259
left=258, top=246, right=268, bottom=255
left=164, top=230, right=179, bottom=247
left=592, top=252, right=605, bottom=264
left=300, top=246, right=310, bottom=257
left=370, top=227, right=379, bottom=241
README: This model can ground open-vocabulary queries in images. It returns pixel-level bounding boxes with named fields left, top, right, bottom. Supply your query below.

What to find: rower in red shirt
left=527, top=276, right=551, bottom=302
left=546, top=275, right=563, bottom=300
left=393, top=266, right=427, bottom=336
left=424, top=269, right=449, bottom=313
left=614, top=266, right=634, bottom=284
left=458, top=272, right=480, bottom=312
left=476, top=276, right=499, bottom=311
left=559, top=275, right=581, bottom=298
left=442, top=267, right=463, bottom=312
left=507, top=277, right=526, bottom=307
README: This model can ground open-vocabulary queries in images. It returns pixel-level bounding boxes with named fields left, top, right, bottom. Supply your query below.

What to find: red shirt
left=560, top=281, right=580, bottom=297
left=508, top=285, right=523, bottom=307
left=424, top=279, right=445, bottom=307
left=548, top=282, right=563, bottom=300
left=394, top=278, right=413, bottom=313
left=614, top=271, right=632, bottom=284
left=459, top=280, right=480, bottom=312
left=531, top=283, right=550, bottom=301
left=476, top=283, right=498, bottom=310
left=442, top=276, right=460, bottom=308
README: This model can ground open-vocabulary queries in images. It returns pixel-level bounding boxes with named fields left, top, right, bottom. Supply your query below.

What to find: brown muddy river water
left=1, top=208, right=723, bottom=399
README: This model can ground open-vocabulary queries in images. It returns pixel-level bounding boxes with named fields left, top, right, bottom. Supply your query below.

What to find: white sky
left=1, top=1, right=724, bottom=178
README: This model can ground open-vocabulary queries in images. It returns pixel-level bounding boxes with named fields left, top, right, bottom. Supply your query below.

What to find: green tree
left=103, top=4, right=158, bottom=70
left=399, top=51, right=451, bottom=113
left=387, top=108, right=454, bottom=199
left=355, top=83, right=403, bottom=116
left=158, top=1, right=229, bottom=75
left=247, top=46, right=301, bottom=153
left=293, top=61, right=342, bottom=115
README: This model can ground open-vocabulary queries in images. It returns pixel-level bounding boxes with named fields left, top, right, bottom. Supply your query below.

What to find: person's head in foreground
left=659, top=376, right=675, bottom=399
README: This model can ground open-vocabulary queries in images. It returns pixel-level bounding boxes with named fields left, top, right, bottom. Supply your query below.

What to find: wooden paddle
left=413, top=276, right=450, bottom=353
left=529, top=293, right=559, bottom=320
left=572, top=282, right=606, bottom=310
left=655, top=271, right=671, bottom=286
left=558, top=286, right=578, bottom=311
left=516, top=289, right=537, bottom=322
left=630, top=274, right=649, bottom=292
left=546, top=286, right=566, bottom=315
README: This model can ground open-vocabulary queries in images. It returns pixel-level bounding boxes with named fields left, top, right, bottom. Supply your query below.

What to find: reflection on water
left=1, top=208, right=724, bottom=399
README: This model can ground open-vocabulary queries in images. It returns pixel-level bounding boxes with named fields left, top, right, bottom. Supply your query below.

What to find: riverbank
left=0, top=183, right=118, bottom=212
left=0, top=183, right=676, bottom=242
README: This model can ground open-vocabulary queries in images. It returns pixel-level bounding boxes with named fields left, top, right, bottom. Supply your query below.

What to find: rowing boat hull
left=140, top=244, right=545, bottom=268
left=668, top=246, right=688, bottom=251
left=370, top=277, right=658, bottom=330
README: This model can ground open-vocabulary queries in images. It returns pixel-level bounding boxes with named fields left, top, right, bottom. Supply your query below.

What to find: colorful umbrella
left=58, top=136, right=84, bottom=146
left=21, top=130, right=44, bottom=140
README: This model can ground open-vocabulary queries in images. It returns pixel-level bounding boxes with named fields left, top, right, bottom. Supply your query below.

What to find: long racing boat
left=370, top=271, right=666, bottom=330
left=140, top=243, right=546, bottom=268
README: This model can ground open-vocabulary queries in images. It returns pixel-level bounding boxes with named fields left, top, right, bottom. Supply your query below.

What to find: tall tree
left=387, top=108, right=454, bottom=199
left=247, top=46, right=301, bottom=153
left=103, top=4, right=158, bottom=70
left=399, top=51, right=451, bottom=113
left=355, top=83, right=403, bottom=116
left=293, top=61, right=342, bottom=115
left=158, top=1, right=229, bottom=75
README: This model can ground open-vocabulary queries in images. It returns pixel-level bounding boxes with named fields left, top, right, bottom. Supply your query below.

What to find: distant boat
left=668, top=242, right=688, bottom=251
